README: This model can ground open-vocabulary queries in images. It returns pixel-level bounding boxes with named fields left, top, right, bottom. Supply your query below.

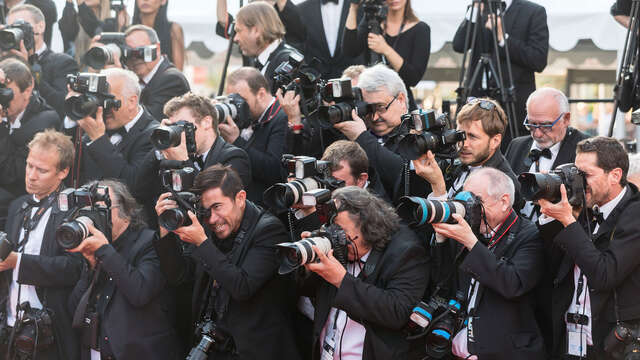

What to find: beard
left=466, top=143, right=493, bottom=167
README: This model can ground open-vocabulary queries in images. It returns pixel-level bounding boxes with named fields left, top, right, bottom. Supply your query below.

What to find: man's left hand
left=485, top=14, right=504, bottom=43
left=432, top=214, right=478, bottom=250
left=78, top=107, right=106, bottom=141
left=219, top=116, right=240, bottom=144
left=304, top=247, right=347, bottom=288
left=539, top=184, right=576, bottom=227
left=173, top=211, right=208, bottom=246
left=334, top=110, right=367, bottom=141
left=68, top=223, right=109, bottom=268
left=0, top=252, right=18, bottom=271
left=367, top=33, right=390, bottom=56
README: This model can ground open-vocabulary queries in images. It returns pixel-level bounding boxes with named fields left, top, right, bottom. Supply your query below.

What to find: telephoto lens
left=518, top=163, right=585, bottom=206
left=84, top=44, right=122, bottom=70
left=0, top=232, right=11, bottom=261
left=276, top=236, right=333, bottom=274
left=56, top=216, right=95, bottom=250
left=263, top=178, right=322, bottom=211
left=186, top=335, right=214, bottom=360
left=0, top=27, right=23, bottom=51
left=65, top=95, right=100, bottom=120
left=150, top=124, right=183, bottom=150
left=396, top=197, right=467, bottom=228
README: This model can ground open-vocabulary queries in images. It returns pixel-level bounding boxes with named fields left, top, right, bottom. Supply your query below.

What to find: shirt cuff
left=13, top=253, right=22, bottom=282
left=538, top=213, right=556, bottom=226
left=64, top=116, right=77, bottom=129
left=427, top=192, right=448, bottom=201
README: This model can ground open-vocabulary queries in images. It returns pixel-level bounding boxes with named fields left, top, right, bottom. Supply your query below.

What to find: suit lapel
left=116, top=109, right=151, bottom=153
left=503, top=0, right=521, bottom=34
left=593, top=185, right=633, bottom=240
left=516, top=137, right=534, bottom=175
left=334, top=0, right=351, bottom=59
left=312, top=0, right=332, bottom=59
left=551, top=128, right=578, bottom=169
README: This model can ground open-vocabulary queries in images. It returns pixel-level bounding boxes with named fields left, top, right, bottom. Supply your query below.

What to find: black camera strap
left=17, top=193, right=57, bottom=252
left=72, top=266, right=102, bottom=329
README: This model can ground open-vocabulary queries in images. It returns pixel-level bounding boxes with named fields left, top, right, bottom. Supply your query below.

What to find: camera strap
left=72, top=266, right=102, bottom=329
left=17, top=192, right=57, bottom=252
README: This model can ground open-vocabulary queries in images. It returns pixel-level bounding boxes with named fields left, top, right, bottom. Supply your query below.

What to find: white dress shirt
left=257, top=40, right=282, bottom=75
left=321, top=0, right=344, bottom=57
left=521, top=140, right=562, bottom=221
left=7, top=196, right=52, bottom=326
left=319, top=251, right=371, bottom=360
left=140, top=57, right=165, bottom=89
left=5, top=109, right=26, bottom=135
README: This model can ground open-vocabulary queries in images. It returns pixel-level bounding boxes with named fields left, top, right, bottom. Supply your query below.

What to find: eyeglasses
left=523, top=112, right=564, bottom=132
left=466, top=97, right=505, bottom=124
left=374, top=95, right=398, bottom=114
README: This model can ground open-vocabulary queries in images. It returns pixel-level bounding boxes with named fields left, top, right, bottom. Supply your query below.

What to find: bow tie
left=528, top=148, right=552, bottom=162
left=591, top=207, right=605, bottom=225
left=321, top=0, right=339, bottom=4
left=255, top=61, right=264, bottom=71
left=106, top=127, right=127, bottom=137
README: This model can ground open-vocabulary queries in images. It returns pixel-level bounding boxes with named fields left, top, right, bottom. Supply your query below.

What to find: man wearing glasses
left=505, top=88, right=589, bottom=221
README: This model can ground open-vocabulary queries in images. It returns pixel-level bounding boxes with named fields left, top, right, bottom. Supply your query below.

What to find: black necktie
left=528, top=148, right=552, bottom=163
left=591, top=207, right=604, bottom=225
left=255, top=61, right=264, bottom=71
left=321, top=0, right=339, bottom=4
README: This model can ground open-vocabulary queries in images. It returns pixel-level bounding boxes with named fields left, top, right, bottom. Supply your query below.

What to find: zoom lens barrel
left=56, top=216, right=93, bottom=250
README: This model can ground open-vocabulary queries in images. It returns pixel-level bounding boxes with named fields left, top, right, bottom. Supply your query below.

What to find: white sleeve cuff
left=538, top=213, right=556, bottom=226
left=427, top=192, right=448, bottom=201
left=63, top=116, right=77, bottom=129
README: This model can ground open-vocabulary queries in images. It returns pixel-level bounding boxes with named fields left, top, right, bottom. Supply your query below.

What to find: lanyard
left=18, top=194, right=56, bottom=251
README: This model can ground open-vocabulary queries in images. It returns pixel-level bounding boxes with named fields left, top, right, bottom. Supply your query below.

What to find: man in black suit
left=6, top=4, right=79, bottom=119
left=68, top=179, right=181, bottom=360
left=297, top=0, right=363, bottom=79
left=153, top=165, right=301, bottom=360
left=539, top=137, right=640, bottom=359
left=453, top=0, right=549, bottom=145
left=123, top=25, right=190, bottom=121
left=0, top=129, right=83, bottom=360
left=432, top=167, right=544, bottom=359
left=0, top=58, right=60, bottom=229
left=232, top=1, right=302, bottom=90
left=506, top=88, right=590, bottom=220
left=300, top=186, right=429, bottom=359
left=64, top=68, right=157, bottom=191
left=220, top=67, right=287, bottom=204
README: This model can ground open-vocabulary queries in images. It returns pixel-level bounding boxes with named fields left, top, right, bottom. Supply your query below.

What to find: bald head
left=525, top=88, right=571, bottom=149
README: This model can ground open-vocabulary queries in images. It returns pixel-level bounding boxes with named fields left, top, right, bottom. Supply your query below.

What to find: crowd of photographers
left=0, top=1, right=638, bottom=360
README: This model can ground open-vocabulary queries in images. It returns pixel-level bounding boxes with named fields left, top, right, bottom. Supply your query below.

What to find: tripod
left=217, top=0, right=244, bottom=96
left=455, top=0, right=519, bottom=140
left=609, top=0, right=640, bottom=136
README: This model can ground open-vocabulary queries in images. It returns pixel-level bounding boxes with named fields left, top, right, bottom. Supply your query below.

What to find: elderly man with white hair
left=64, top=68, right=159, bottom=189
left=431, top=167, right=545, bottom=360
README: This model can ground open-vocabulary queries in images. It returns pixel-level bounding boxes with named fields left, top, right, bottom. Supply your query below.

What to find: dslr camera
left=0, top=20, right=35, bottom=52
left=158, top=163, right=205, bottom=231
left=397, top=109, right=466, bottom=160
left=406, top=294, right=465, bottom=359
left=318, top=79, right=376, bottom=127
left=213, top=94, right=252, bottom=130
left=65, top=73, right=122, bottom=120
left=276, top=223, right=349, bottom=274
left=604, top=322, right=640, bottom=360
left=263, top=155, right=345, bottom=212
left=151, top=120, right=197, bottom=154
left=272, top=54, right=324, bottom=117
left=187, top=320, right=233, bottom=360
left=0, top=232, right=11, bottom=261
left=83, top=32, right=126, bottom=70
left=0, top=82, right=14, bottom=108
left=518, top=163, right=585, bottom=207
left=12, top=302, right=55, bottom=357
left=56, top=184, right=112, bottom=250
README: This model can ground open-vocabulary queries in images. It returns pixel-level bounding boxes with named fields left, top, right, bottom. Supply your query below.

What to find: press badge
left=321, top=336, right=335, bottom=360
left=567, top=330, right=587, bottom=357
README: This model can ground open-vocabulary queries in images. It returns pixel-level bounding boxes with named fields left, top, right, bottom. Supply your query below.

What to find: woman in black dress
left=132, top=0, right=185, bottom=70
left=343, top=0, right=430, bottom=110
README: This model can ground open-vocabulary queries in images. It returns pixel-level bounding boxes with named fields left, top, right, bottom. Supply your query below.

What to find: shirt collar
left=35, top=43, right=47, bottom=57
left=257, top=40, right=281, bottom=68
left=142, top=56, right=164, bottom=85
left=531, top=139, right=562, bottom=156
left=359, top=249, right=372, bottom=263
left=257, top=97, right=276, bottom=123
left=504, top=0, right=513, bottom=11
left=124, top=107, right=144, bottom=132
left=6, top=109, right=26, bottom=133
left=598, top=186, right=627, bottom=221
left=200, top=147, right=210, bottom=163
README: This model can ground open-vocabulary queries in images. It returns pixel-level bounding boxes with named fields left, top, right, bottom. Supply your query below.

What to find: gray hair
left=331, top=186, right=400, bottom=250
left=90, top=179, right=147, bottom=231
left=8, top=4, right=45, bottom=24
left=357, top=64, right=408, bottom=108
left=125, top=24, right=160, bottom=44
left=467, top=167, right=515, bottom=207
left=526, top=87, right=570, bottom=115
left=101, top=68, right=141, bottom=99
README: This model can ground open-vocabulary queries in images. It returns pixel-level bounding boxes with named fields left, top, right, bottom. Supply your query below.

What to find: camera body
left=604, top=322, right=640, bottom=360
left=0, top=232, right=11, bottom=261
left=397, top=191, right=483, bottom=233
left=56, top=184, right=111, bottom=250
left=187, top=320, right=233, bottom=359
left=0, top=20, right=35, bottom=52
left=397, top=109, right=466, bottom=160
left=318, top=79, right=375, bottom=127
left=65, top=73, right=122, bottom=120
left=276, top=223, right=349, bottom=274
left=0, top=82, right=14, bottom=108
left=151, top=120, right=198, bottom=154
left=273, top=54, right=324, bottom=117
left=13, top=302, right=55, bottom=356
left=83, top=32, right=126, bottom=70
left=213, top=93, right=252, bottom=130
left=158, top=164, right=206, bottom=231
left=518, top=163, right=585, bottom=207
left=407, top=295, right=465, bottom=359
left=110, top=0, right=125, bottom=11
left=263, top=155, right=345, bottom=211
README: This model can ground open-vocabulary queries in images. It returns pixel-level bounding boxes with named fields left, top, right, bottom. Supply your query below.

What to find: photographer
left=538, top=136, right=640, bottom=359
left=430, top=167, right=544, bottom=359
left=4, top=0, right=58, bottom=48
left=612, top=0, right=631, bottom=28
left=299, top=186, right=429, bottom=359
left=122, top=24, right=190, bottom=122
left=153, top=164, right=301, bottom=360
left=0, top=58, right=59, bottom=227
left=5, top=4, right=80, bottom=119
left=132, top=0, right=184, bottom=70
left=230, top=2, right=303, bottom=89
left=64, top=68, right=157, bottom=190
left=343, top=0, right=430, bottom=110
left=0, top=129, right=83, bottom=360
left=67, top=179, right=181, bottom=360
left=58, top=0, right=129, bottom=63
left=222, top=67, right=287, bottom=205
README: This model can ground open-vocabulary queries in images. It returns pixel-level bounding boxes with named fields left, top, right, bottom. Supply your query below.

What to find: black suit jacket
left=78, top=108, right=158, bottom=190
left=453, top=0, right=549, bottom=134
left=233, top=100, right=288, bottom=205
left=0, top=194, right=83, bottom=360
left=68, top=227, right=181, bottom=360
left=456, top=212, right=545, bottom=359
left=153, top=201, right=301, bottom=360
left=505, top=127, right=590, bottom=176
left=140, top=57, right=191, bottom=121
left=302, top=225, right=430, bottom=360
left=545, top=184, right=640, bottom=358
left=297, top=0, right=363, bottom=79
left=38, top=48, right=80, bottom=119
